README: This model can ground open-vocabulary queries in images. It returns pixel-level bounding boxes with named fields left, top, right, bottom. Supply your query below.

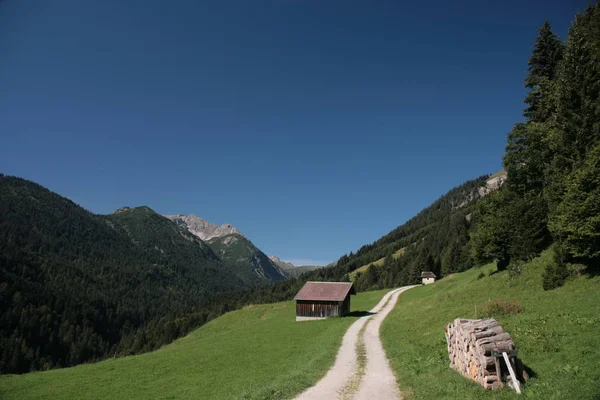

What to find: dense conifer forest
left=0, top=177, right=247, bottom=373
left=1, top=2, right=598, bottom=375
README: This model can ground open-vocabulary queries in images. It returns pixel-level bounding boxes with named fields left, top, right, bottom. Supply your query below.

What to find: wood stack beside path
left=444, top=318, right=523, bottom=390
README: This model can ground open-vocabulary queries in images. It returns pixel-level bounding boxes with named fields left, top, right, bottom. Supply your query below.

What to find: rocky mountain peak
left=269, top=256, right=296, bottom=270
left=163, top=214, right=244, bottom=241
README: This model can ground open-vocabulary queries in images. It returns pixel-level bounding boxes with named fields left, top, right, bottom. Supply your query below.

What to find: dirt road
left=295, top=286, right=416, bottom=400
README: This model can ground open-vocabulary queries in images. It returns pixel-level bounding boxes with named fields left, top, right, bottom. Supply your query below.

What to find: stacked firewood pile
left=444, top=318, right=523, bottom=390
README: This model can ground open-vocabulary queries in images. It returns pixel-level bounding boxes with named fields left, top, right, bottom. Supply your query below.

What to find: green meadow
left=0, top=290, right=388, bottom=400
left=381, top=251, right=600, bottom=400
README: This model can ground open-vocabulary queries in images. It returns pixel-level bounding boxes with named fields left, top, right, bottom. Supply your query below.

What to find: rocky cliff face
left=268, top=255, right=296, bottom=270
left=164, top=214, right=243, bottom=241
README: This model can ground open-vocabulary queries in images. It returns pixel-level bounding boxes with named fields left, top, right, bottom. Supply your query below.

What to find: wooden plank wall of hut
left=296, top=300, right=343, bottom=318
left=342, top=296, right=350, bottom=315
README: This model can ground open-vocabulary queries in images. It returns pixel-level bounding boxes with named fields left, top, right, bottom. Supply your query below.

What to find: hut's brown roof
left=421, top=271, right=436, bottom=278
left=294, top=282, right=356, bottom=301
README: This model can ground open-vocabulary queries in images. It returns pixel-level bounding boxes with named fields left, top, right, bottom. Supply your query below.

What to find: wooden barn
left=421, top=271, right=436, bottom=285
left=294, top=281, right=356, bottom=321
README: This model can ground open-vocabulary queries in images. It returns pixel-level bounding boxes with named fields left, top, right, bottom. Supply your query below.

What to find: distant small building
left=421, top=271, right=436, bottom=285
left=294, top=281, right=356, bottom=321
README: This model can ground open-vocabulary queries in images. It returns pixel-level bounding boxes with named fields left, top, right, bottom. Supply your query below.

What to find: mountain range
left=0, top=174, right=305, bottom=373
left=268, top=255, right=325, bottom=277
left=0, top=171, right=498, bottom=374
left=164, top=214, right=325, bottom=281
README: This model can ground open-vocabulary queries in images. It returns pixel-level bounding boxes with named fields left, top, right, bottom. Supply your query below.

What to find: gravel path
left=295, top=286, right=416, bottom=400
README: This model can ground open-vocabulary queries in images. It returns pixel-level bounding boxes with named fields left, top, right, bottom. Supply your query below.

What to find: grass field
left=381, top=251, right=600, bottom=399
left=0, top=289, right=388, bottom=400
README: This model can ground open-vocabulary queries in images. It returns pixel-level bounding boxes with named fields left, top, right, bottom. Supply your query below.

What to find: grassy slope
left=349, top=247, right=406, bottom=281
left=0, top=290, right=389, bottom=400
left=381, top=251, right=600, bottom=400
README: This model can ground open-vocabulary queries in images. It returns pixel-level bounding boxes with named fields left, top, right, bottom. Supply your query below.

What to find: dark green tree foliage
left=497, top=23, right=563, bottom=263
left=542, top=245, right=570, bottom=291
left=551, top=5, right=600, bottom=167
left=474, top=20, right=560, bottom=268
left=471, top=189, right=513, bottom=269
left=441, top=237, right=468, bottom=276
left=549, top=144, right=600, bottom=259
left=547, top=4, right=600, bottom=262
left=494, top=22, right=563, bottom=265
left=524, top=20, right=564, bottom=122
left=474, top=4, right=600, bottom=276
left=504, top=122, right=549, bottom=195
left=0, top=176, right=248, bottom=373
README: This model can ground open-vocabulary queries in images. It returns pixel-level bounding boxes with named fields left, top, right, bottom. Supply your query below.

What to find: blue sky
left=0, top=0, right=589, bottom=265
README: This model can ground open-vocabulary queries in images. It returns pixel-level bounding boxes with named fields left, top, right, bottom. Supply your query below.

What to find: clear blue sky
left=0, top=0, right=589, bottom=265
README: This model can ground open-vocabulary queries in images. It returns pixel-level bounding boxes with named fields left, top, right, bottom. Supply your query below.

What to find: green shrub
left=542, top=245, right=570, bottom=290
left=482, top=299, right=523, bottom=316
left=542, top=260, right=569, bottom=290
left=508, top=260, right=525, bottom=279
left=477, top=271, right=486, bottom=280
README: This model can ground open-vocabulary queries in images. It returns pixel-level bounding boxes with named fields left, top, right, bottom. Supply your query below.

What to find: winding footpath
left=295, top=285, right=416, bottom=400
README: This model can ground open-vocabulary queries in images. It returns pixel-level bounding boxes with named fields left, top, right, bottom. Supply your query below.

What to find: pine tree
left=471, top=190, right=508, bottom=269
left=490, top=21, right=564, bottom=266
left=547, top=3, right=600, bottom=263
left=524, top=20, right=564, bottom=123
left=549, top=144, right=600, bottom=260
left=504, top=122, right=549, bottom=195
left=551, top=3, right=600, bottom=167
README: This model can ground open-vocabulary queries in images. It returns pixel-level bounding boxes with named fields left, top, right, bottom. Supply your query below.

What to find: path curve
left=295, top=285, right=416, bottom=400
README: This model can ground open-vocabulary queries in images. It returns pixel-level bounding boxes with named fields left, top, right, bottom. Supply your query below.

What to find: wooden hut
left=294, top=282, right=356, bottom=321
left=421, top=271, right=436, bottom=285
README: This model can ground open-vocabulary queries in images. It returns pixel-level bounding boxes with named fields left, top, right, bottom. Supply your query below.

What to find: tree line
left=471, top=3, right=600, bottom=289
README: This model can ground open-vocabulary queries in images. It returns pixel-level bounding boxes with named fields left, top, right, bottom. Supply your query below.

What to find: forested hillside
left=0, top=177, right=246, bottom=373
left=207, top=233, right=287, bottom=283
left=334, top=176, right=490, bottom=290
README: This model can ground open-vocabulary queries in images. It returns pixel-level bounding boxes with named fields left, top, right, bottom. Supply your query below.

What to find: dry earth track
left=295, top=285, right=416, bottom=400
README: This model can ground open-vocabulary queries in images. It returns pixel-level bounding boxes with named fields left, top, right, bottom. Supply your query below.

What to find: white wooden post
left=502, top=351, right=521, bottom=394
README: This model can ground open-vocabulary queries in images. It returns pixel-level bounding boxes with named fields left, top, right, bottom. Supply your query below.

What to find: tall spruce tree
left=524, top=20, right=564, bottom=123
left=551, top=3, right=600, bottom=167
left=547, top=3, right=600, bottom=263
left=504, top=122, right=549, bottom=195
left=471, top=189, right=513, bottom=270
left=506, top=20, right=563, bottom=194
left=487, top=21, right=564, bottom=264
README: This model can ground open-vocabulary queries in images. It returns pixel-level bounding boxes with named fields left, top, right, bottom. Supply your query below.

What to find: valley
left=1, top=2, right=599, bottom=398
left=0, top=290, right=389, bottom=400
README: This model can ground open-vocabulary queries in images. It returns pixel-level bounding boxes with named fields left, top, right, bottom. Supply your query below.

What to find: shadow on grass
left=344, top=311, right=376, bottom=318
left=521, top=362, right=538, bottom=381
